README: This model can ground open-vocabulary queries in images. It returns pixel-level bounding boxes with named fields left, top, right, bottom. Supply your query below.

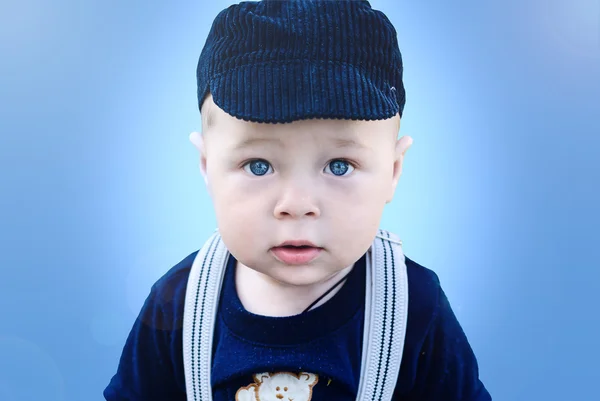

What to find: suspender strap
left=183, top=231, right=229, bottom=401
left=357, top=229, right=409, bottom=401
left=182, top=229, right=409, bottom=401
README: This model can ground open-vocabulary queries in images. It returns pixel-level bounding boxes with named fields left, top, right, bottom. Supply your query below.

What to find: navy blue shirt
left=104, top=251, right=491, bottom=400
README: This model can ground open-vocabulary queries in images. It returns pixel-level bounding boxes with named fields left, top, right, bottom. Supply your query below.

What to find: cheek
left=210, top=178, right=272, bottom=261
left=330, top=196, right=384, bottom=240
left=212, top=178, right=271, bottom=223
left=325, top=179, right=387, bottom=259
left=335, top=172, right=391, bottom=210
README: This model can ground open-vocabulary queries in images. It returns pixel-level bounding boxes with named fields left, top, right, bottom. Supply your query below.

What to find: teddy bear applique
left=235, top=372, right=319, bottom=401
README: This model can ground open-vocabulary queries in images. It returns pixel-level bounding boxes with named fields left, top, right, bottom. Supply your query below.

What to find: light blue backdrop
left=1, top=0, right=598, bottom=400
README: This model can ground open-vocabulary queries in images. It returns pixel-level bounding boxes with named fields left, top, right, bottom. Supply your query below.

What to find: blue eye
left=243, top=159, right=272, bottom=176
left=325, top=159, right=354, bottom=176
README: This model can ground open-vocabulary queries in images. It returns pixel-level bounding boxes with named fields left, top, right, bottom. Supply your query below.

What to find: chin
left=263, top=262, right=343, bottom=287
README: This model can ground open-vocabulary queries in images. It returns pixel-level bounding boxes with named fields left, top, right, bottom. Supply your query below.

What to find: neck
left=235, top=263, right=354, bottom=317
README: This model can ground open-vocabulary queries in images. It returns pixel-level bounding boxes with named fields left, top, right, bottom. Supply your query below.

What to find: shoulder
left=404, top=255, right=442, bottom=321
left=145, top=250, right=199, bottom=330
left=103, top=251, right=200, bottom=399
left=397, top=256, right=492, bottom=400
left=153, top=250, right=198, bottom=296
left=398, top=255, right=443, bottom=380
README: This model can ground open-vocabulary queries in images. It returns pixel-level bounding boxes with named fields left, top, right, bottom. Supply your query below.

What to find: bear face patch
left=235, top=372, right=318, bottom=401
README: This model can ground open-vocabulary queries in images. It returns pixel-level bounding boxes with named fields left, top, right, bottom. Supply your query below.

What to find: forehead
left=201, top=95, right=398, bottom=147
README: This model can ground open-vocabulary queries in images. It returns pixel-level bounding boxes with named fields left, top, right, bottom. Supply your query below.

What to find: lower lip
left=270, top=246, right=322, bottom=265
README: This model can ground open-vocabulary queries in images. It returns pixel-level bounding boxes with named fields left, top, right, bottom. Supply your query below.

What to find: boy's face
left=191, top=95, right=412, bottom=287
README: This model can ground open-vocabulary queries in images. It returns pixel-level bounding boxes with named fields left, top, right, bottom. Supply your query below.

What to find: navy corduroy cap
left=197, top=0, right=405, bottom=123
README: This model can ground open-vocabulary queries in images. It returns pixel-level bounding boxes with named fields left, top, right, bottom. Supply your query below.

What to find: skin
left=190, top=94, right=412, bottom=316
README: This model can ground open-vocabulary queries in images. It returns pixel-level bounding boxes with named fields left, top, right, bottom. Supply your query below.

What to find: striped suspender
left=357, top=229, right=409, bottom=401
left=182, top=231, right=228, bottom=401
left=182, top=229, right=409, bottom=401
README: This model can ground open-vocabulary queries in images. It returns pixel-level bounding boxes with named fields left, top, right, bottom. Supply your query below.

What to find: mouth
left=271, top=240, right=322, bottom=265
left=276, top=240, right=320, bottom=248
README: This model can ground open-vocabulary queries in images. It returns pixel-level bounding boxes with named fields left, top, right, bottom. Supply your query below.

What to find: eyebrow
left=233, top=137, right=284, bottom=150
left=232, top=136, right=371, bottom=151
left=332, top=138, right=371, bottom=150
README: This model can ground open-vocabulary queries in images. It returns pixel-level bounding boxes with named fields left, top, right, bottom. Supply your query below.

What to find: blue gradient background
left=1, top=0, right=598, bottom=400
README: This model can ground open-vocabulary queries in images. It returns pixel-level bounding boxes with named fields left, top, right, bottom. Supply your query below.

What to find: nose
left=273, top=181, right=321, bottom=219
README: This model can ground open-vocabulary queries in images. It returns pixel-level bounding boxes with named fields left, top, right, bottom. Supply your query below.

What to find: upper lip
left=275, top=240, right=320, bottom=248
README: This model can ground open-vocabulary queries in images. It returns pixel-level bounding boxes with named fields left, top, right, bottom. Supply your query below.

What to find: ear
left=298, top=372, right=318, bottom=386
left=189, top=131, right=209, bottom=187
left=387, top=135, right=413, bottom=203
left=253, top=373, right=271, bottom=383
